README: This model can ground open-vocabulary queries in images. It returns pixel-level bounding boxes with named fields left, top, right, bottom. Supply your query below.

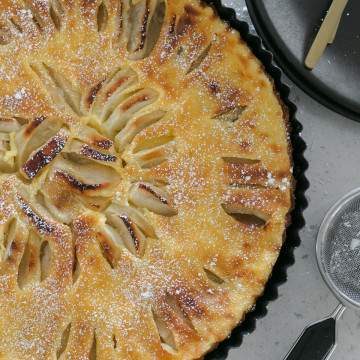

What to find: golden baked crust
left=0, top=1, right=293, bottom=359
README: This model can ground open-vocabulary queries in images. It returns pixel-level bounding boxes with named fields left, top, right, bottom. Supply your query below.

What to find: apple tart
left=0, top=0, right=293, bottom=359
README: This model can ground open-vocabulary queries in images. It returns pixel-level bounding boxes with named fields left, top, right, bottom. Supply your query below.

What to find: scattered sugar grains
left=328, top=212, right=360, bottom=296
left=0, top=67, right=11, bottom=81
left=280, top=177, right=291, bottom=191
left=209, top=255, right=218, bottom=267
left=3, top=88, right=29, bottom=110
left=14, top=88, right=28, bottom=100
left=266, top=172, right=276, bottom=186
left=0, top=197, right=15, bottom=224
left=140, top=287, right=154, bottom=300
left=0, top=0, right=295, bottom=355
left=265, top=172, right=290, bottom=191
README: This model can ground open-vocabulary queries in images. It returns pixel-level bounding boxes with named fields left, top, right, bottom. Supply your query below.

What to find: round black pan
left=246, top=0, right=360, bottom=122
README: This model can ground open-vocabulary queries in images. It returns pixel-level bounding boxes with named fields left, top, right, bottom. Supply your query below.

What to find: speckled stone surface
left=223, top=1, right=360, bottom=359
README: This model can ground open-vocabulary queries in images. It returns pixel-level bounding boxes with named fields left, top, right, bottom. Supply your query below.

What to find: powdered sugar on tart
left=0, top=1, right=292, bottom=359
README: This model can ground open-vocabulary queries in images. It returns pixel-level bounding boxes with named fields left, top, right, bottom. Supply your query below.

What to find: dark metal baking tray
left=246, top=0, right=360, bottom=122
left=202, top=1, right=309, bottom=358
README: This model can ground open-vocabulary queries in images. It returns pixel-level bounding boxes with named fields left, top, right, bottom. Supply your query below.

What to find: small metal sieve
left=285, top=188, right=360, bottom=360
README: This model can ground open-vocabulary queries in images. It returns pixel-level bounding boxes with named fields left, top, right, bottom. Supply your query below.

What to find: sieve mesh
left=318, top=193, right=360, bottom=307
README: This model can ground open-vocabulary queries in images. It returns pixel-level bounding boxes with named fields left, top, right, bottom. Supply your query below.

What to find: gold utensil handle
left=305, top=0, right=349, bottom=69
left=329, top=12, right=342, bottom=44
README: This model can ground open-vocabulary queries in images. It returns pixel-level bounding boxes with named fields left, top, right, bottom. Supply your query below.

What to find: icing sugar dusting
left=328, top=211, right=360, bottom=300
left=266, top=172, right=275, bottom=186
left=3, top=88, right=29, bottom=110
left=0, top=0, right=293, bottom=356
left=14, top=88, right=28, bottom=100
left=140, top=286, right=154, bottom=300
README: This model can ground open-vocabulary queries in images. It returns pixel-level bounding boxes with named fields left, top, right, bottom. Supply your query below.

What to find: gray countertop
left=221, top=1, right=360, bottom=359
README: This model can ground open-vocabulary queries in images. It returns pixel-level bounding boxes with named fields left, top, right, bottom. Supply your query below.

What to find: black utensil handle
left=284, top=317, right=336, bottom=360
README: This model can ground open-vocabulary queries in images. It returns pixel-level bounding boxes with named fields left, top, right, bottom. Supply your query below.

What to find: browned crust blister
left=0, top=0, right=293, bottom=359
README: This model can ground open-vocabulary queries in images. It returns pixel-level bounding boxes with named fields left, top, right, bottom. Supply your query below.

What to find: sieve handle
left=284, top=305, right=345, bottom=360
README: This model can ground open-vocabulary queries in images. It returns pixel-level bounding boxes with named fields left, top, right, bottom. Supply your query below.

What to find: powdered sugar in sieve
left=317, top=188, right=360, bottom=307
left=285, top=188, right=360, bottom=360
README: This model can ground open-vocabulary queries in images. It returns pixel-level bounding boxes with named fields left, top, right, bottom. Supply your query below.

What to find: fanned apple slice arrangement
left=0, top=62, right=173, bottom=229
